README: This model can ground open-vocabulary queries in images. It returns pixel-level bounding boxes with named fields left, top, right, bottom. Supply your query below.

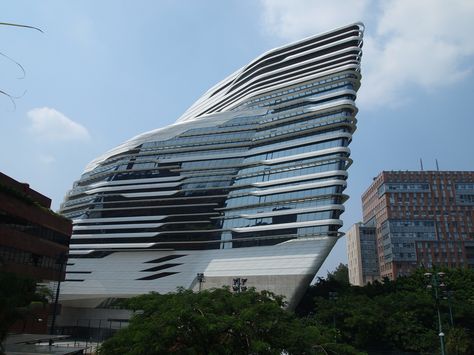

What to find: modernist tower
left=59, top=23, right=364, bottom=315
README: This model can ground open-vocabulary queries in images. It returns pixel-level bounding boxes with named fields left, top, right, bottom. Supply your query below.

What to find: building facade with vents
left=58, top=23, right=364, bottom=321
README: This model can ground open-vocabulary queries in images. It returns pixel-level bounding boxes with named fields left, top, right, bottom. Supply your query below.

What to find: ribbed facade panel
left=59, top=23, right=363, bottom=308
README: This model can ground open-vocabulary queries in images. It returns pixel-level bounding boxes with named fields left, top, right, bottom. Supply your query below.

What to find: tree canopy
left=0, top=271, right=47, bottom=353
left=96, top=267, right=474, bottom=354
left=297, top=267, right=474, bottom=354
left=326, top=263, right=350, bottom=286
left=99, top=288, right=363, bottom=355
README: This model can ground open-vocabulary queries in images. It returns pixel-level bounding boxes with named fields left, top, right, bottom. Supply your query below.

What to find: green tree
left=297, top=267, right=474, bottom=354
left=0, top=271, right=41, bottom=354
left=99, top=288, right=364, bottom=355
left=327, top=263, right=350, bottom=286
left=446, top=327, right=473, bottom=355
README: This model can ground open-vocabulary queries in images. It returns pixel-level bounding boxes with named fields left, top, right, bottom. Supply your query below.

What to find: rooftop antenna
left=420, top=158, right=424, bottom=171
left=435, top=159, right=439, bottom=171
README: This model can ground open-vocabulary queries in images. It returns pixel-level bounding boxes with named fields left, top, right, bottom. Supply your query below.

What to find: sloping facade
left=59, top=23, right=364, bottom=312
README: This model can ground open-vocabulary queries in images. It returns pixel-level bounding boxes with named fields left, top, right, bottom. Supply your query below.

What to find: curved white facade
left=59, top=23, right=363, bottom=312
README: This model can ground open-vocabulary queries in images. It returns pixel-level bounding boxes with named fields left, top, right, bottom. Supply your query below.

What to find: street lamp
left=328, top=291, right=338, bottom=342
left=442, top=290, right=455, bottom=327
left=49, top=252, right=68, bottom=346
left=232, top=277, right=247, bottom=292
left=196, top=273, right=205, bottom=292
left=424, top=272, right=446, bottom=355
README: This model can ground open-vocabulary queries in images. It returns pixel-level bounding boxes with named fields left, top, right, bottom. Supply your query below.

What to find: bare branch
left=0, top=89, right=17, bottom=110
left=0, top=51, right=26, bottom=79
left=0, top=22, right=43, bottom=33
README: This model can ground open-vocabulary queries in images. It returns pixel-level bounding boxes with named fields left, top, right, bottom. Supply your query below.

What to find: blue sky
left=1, top=0, right=473, bottom=276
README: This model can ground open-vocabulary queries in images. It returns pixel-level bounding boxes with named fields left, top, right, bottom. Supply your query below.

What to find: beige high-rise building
left=347, top=222, right=378, bottom=286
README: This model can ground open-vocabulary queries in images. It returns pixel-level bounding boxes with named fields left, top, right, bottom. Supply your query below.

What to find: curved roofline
left=177, top=22, right=363, bottom=123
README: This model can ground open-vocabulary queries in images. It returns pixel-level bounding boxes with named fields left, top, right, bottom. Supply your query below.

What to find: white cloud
left=38, top=154, right=56, bottom=165
left=259, top=0, right=474, bottom=109
left=261, top=0, right=371, bottom=39
left=27, top=107, right=90, bottom=141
